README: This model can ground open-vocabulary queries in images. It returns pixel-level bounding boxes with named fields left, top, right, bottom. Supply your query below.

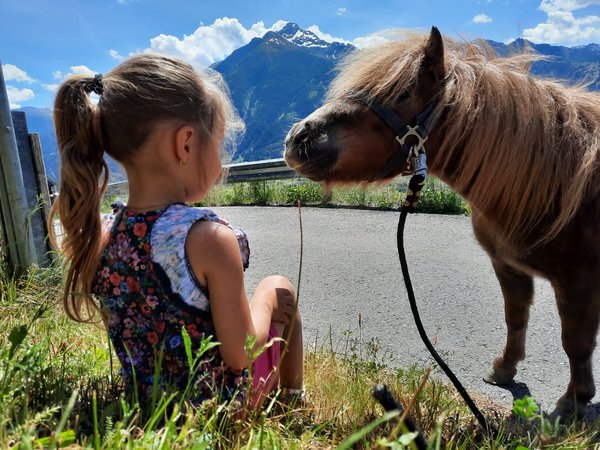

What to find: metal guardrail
left=223, top=158, right=297, bottom=182
left=105, top=158, right=298, bottom=197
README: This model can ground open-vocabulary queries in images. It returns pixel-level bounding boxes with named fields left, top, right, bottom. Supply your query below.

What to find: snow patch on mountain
left=278, top=22, right=341, bottom=49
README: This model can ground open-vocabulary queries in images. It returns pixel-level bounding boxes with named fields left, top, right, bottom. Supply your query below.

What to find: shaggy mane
left=328, top=32, right=600, bottom=247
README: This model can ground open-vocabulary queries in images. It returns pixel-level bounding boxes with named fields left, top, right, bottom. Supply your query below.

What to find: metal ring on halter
left=396, top=125, right=428, bottom=154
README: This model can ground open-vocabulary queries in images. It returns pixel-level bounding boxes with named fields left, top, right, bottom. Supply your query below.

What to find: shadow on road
left=493, top=380, right=533, bottom=402
left=582, top=401, right=600, bottom=422
left=494, top=381, right=600, bottom=422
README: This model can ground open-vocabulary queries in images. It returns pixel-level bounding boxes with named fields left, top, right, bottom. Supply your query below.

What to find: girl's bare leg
left=252, top=276, right=304, bottom=391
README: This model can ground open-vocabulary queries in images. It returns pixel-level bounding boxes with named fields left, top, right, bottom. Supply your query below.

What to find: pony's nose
left=286, top=120, right=312, bottom=147
left=285, top=121, right=313, bottom=164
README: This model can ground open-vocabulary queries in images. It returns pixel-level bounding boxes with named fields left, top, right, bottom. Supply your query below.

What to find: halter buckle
left=395, top=125, right=428, bottom=154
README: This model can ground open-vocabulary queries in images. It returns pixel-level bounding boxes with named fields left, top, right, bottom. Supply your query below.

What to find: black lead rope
left=363, top=95, right=496, bottom=439
left=373, top=383, right=429, bottom=449
left=396, top=173, right=496, bottom=437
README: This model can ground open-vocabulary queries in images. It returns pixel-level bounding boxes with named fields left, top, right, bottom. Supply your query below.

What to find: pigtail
left=48, top=76, right=109, bottom=322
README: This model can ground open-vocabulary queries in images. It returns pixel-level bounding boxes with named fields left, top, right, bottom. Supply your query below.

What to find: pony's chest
left=496, top=253, right=546, bottom=278
left=470, top=212, right=546, bottom=277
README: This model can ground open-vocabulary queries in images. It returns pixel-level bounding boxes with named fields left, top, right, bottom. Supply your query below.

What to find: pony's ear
left=420, top=26, right=445, bottom=85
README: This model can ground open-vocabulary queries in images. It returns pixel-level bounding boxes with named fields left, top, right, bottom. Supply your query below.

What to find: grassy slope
left=1, top=264, right=599, bottom=449
left=1, top=185, right=598, bottom=448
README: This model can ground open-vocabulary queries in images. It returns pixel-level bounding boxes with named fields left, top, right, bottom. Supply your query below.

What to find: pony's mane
left=329, top=32, right=600, bottom=248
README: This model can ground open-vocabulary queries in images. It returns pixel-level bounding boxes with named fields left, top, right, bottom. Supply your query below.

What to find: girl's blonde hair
left=49, top=53, right=242, bottom=322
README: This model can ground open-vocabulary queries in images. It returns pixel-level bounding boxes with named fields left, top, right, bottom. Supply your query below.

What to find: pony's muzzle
left=284, top=120, right=338, bottom=181
left=286, top=121, right=310, bottom=144
left=284, top=121, right=311, bottom=162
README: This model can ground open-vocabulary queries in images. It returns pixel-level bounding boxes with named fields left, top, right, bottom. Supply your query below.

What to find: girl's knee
left=259, top=275, right=296, bottom=299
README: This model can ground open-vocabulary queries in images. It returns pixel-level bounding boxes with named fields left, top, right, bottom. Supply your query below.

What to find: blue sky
left=3, top=0, right=600, bottom=109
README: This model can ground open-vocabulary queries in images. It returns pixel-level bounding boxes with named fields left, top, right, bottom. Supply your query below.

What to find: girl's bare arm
left=186, top=221, right=273, bottom=372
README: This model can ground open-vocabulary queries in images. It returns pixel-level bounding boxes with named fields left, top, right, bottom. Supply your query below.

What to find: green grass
left=1, top=264, right=599, bottom=449
left=104, top=177, right=469, bottom=215
left=192, top=177, right=469, bottom=215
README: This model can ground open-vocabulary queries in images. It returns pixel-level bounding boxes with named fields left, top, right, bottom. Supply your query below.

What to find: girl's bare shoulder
left=186, top=219, right=243, bottom=277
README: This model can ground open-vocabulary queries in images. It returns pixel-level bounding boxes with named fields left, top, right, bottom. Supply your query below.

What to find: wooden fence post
left=11, top=112, right=53, bottom=267
left=29, top=133, right=52, bottom=225
left=0, top=61, right=50, bottom=276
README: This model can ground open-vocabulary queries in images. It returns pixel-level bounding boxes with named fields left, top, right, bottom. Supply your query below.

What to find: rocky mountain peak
left=278, top=22, right=301, bottom=37
left=277, top=22, right=330, bottom=49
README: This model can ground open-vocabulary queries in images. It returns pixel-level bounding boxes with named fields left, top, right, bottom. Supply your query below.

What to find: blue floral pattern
left=92, top=203, right=250, bottom=403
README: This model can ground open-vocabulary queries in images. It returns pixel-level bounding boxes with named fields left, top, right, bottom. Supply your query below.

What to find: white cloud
left=523, top=0, right=600, bottom=45
left=2, top=64, right=35, bottom=83
left=473, top=13, right=493, bottom=24
left=269, top=20, right=289, bottom=32
left=539, top=0, right=600, bottom=13
left=147, top=17, right=281, bottom=67
left=67, top=65, right=96, bottom=77
left=307, top=25, right=350, bottom=44
left=145, top=18, right=350, bottom=68
left=52, top=65, right=96, bottom=81
left=6, top=85, right=35, bottom=109
left=48, top=65, right=97, bottom=92
left=109, top=49, right=124, bottom=60
left=42, top=83, right=59, bottom=93
left=337, top=7, right=347, bottom=15
left=142, top=17, right=416, bottom=68
left=352, top=29, right=401, bottom=48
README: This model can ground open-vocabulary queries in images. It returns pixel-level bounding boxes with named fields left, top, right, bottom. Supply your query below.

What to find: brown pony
left=284, top=27, right=600, bottom=416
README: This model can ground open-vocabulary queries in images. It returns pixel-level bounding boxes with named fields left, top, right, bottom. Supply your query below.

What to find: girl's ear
left=174, top=124, right=195, bottom=165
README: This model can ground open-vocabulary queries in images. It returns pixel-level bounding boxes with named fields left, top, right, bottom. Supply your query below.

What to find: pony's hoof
left=555, top=395, right=587, bottom=419
left=483, top=366, right=514, bottom=386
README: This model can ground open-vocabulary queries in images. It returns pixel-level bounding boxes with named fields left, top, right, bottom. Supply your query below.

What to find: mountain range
left=14, top=22, right=600, bottom=181
left=212, top=22, right=353, bottom=162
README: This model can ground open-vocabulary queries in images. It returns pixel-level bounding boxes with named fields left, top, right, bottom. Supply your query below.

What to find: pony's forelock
left=327, top=32, right=426, bottom=105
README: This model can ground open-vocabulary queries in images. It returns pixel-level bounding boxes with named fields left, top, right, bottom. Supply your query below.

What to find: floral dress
left=92, top=203, right=250, bottom=403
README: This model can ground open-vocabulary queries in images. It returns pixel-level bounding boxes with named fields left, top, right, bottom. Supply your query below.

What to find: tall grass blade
left=336, top=410, right=400, bottom=450
left=51, top=389, right=78, bottom=449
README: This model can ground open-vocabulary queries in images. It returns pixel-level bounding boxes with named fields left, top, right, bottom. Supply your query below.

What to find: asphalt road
left=212, top=206, right=599, bottom=418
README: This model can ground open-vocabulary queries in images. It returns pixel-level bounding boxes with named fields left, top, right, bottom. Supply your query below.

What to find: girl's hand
left=271, top=287, right=296, bottom=325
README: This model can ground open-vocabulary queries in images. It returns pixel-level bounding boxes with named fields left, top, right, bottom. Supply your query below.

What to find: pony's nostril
left=294, top=121, right=313, bottom=142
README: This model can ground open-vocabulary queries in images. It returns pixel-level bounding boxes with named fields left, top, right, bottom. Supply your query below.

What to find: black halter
left=363, top=98, right=440, bottom=182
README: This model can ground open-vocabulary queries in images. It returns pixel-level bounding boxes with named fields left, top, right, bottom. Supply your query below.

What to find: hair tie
left=91, top=74, right=104, bottom=96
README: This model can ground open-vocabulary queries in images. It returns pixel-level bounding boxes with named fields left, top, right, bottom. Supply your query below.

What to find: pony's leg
left=483, top=260, right=534, bottom=385
left=553, top=278, right=599, bottom=416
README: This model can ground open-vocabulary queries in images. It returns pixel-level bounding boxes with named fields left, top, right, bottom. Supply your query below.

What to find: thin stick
left=259, top=201, right=303, bottom=400
left=295, top=200, right=303, bottom=303
left=276, top=200, right=303, bottom=365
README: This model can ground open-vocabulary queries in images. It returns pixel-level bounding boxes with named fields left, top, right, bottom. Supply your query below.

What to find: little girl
left=49, top=53, right=303, bottom=408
